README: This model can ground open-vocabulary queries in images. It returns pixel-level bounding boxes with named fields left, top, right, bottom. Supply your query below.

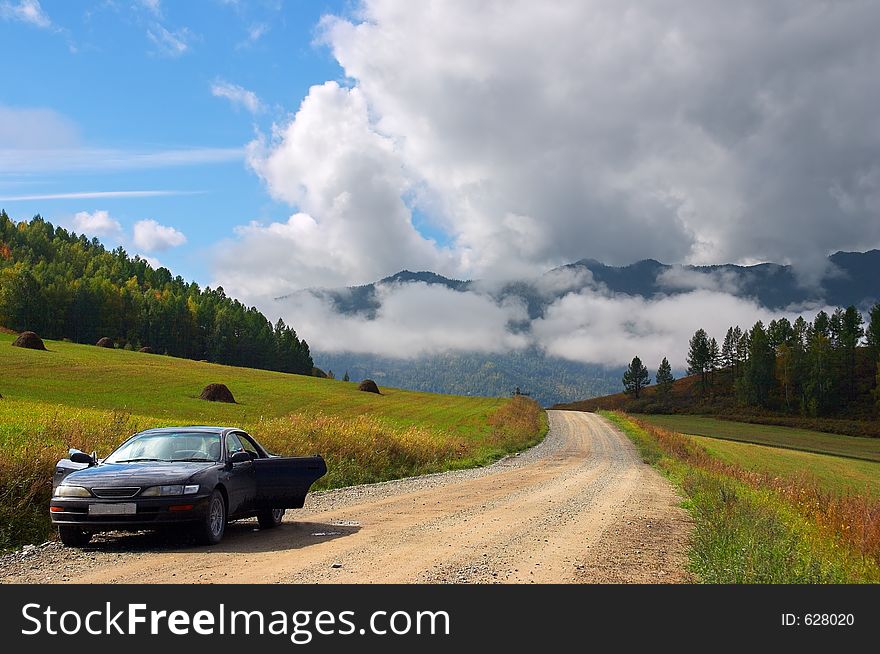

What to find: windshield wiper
left=177, top=457, right=214, bottom=462
left=114, top=458, right=163, bottom=462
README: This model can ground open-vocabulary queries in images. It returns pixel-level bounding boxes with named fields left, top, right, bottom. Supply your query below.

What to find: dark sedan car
left=50, top=426, right=327, bottom=547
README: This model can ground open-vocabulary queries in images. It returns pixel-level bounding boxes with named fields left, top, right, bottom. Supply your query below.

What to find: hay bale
left=11, top=331, right=46, bottom=351
left=95, top=337, right=114, bottom=348
left=199, top=383, right=236, bottom=403
left=358, top=379, right=381, bottom=394
left=138, top=346, right=155, bottom=354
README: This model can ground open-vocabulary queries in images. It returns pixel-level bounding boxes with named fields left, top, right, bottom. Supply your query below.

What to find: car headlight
left=141, top=484, right=200, bottom=497
left=55, top=485, right=91, bottom=498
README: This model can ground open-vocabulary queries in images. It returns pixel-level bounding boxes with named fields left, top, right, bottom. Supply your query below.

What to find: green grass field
left=0, top=332, right=507, bottom=444
left=0, top=333, right=546, bottom=549
left=690, top=435, right=880, bottom=497
left=604, top=412, right=880, bottom=583
left=639, top=414, right=880, bottom=462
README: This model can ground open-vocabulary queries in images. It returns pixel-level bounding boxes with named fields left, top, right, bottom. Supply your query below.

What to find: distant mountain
left=284, top=250, right=880, bottom=320
left=287, top=250, right=880, bottom=406
left=278, top=270, right=471, bottom=319
left=315, top=349, right=623, bottom=408
left=561, top=249, right=880, bottom=310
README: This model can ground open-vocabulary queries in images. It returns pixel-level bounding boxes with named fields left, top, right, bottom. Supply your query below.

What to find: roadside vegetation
left=637, top=414, right=880, bottom=462
left=603, top=411, right=880, bottom=583
left=0, top=334, right=546, bottom=550
left=690, top=436, right=880, bottom=497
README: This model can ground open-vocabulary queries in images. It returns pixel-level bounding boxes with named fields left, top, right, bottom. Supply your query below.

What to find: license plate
left=88, top=503, right=136, bottom=515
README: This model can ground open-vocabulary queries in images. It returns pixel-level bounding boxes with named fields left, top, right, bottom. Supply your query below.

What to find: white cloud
left=0, top=146, right=243, bottom=174
left=264, top=277, right=831, bottom=368
left=307, top=0, right=880, bottom=281
left=71, top=210, right=123, bottom=240
left=273, top=282, right=530, bottom=358
left=137, top=253, right=163, bottom=269
left=656, top=267, right=743, bottom=294
left=211, top=80, right=263, bottom=114
left=530, top=288, right=805, bottom=369
left=237, top=22, right=268, bottom=49
left=132, top=219, right=187, bottom=252
left=0, top=104, right=242, bottom=175
left=1, top=0, right=51, bottom=29
left=0, top=190, right=201, bottom=201
left=215, top=1, right=880, bottom=367
left=139, top=0, right=161, bottom=17
left=147, top=23, right=191, bottom=57
left=218, top=81, right=453, bottom=296
left=0, top=105, right=78, bottom=149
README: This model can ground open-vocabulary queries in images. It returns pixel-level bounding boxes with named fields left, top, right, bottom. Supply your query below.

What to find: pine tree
left=655, top=357, right=675, bottom=400
left=866, top=303, right=880, bottom=361
left=722, top=327, right=736, bottom=372
left=732, top=325, right=744, bottom=378
left=875, top=356, right=880, bottom=414
left=839, top=306, right=864, bottom=401
left=622, top=356, right=651, bottom=399
left=687, top=329, right=711, bottom=396
left=342, top=370, right=350, bottom=382
left=739, top=321, right=775, bottom=407
left=708, top=337, right=721, bottom=388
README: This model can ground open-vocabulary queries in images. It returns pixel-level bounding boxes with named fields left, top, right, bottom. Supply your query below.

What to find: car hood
left=64, top=461, right=215, bottom=488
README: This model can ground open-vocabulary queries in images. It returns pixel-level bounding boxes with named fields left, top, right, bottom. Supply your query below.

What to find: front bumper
left=49, top=494, right=211, bottom=530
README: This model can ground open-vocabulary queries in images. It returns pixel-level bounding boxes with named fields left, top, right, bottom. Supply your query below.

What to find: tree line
left=622, top=303, right=880, bottom=416
left=0, top=212, right=313, bottom=375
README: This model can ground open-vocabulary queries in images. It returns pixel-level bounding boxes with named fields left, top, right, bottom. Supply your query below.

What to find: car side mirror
left=69, top=448, right=95, bottom=466
left=229, top=451, right=251, bottom=465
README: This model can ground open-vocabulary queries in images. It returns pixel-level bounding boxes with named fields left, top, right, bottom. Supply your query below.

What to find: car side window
left=237, top=433, right=261, bottom=458
left=225, top=433, right=245, bottom=458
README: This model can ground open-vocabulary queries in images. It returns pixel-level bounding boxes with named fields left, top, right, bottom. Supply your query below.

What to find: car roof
left=136, top=426, right=242, bottom=435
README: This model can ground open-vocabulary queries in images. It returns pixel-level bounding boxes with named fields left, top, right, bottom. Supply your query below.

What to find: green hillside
left=0, top=333, right=546, bottom=549
left=637, top=414, right=880, bottom=462
left=690, top=434, right=880, bottom=497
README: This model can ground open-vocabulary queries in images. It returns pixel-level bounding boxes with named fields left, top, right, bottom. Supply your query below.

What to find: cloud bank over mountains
left=212, top=0, right=878, bottom=369
left=270, top=269, right=833, bottom=370
left=220, top=0, right=880, bottom=296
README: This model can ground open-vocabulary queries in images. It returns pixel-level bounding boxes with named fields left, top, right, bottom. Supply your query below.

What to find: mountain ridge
left=286, top=249, right=880, bottom=319
left=285, top=250, right=880, bottom=407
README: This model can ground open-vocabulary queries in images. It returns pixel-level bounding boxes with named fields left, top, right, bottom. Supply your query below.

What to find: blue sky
left=0, top=0, right=347, bottom=284
left=2, top=1, right=879, bottom=370
left=5, top=1, right=879, bottom=301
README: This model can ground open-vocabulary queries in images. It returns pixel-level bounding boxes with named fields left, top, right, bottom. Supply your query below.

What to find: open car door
left=253, top=455, right=327, bottom=509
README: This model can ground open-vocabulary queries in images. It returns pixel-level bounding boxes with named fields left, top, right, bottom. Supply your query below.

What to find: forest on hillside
left=576, top=305, right=880, bottom=434
left=0, top=212, right=313, bottom=375
left=679, top=308, right=879, bottom=417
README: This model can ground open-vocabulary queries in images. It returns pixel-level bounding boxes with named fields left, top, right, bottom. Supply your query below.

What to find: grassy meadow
left=603, top=411, right=880, bottom=583
left=691, top=436, right=880, bottom=497
left=0, top=333, right=547, bottom=549
left=639, top=414, right=880, bottom=462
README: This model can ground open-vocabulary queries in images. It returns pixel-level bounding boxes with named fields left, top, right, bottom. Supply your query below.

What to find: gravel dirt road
left=0, top=411, right=692, bottom=584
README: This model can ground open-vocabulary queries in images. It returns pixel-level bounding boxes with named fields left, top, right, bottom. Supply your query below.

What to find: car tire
left=257, top=508, right=285, bottom=529
left=58, top=526, right=91, bottom=547
left=195, top=490, right=226, bottom=545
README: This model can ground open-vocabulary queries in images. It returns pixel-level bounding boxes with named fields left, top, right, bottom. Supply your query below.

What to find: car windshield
left=104, top=431, right=222, bottom=463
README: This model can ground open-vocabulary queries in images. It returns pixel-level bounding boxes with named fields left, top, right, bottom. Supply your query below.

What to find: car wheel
left=257, top=508, right=285, bottom=529
left=58, top=526, right=92, bottom=547
left=195, top=490, right=226, bottom=545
